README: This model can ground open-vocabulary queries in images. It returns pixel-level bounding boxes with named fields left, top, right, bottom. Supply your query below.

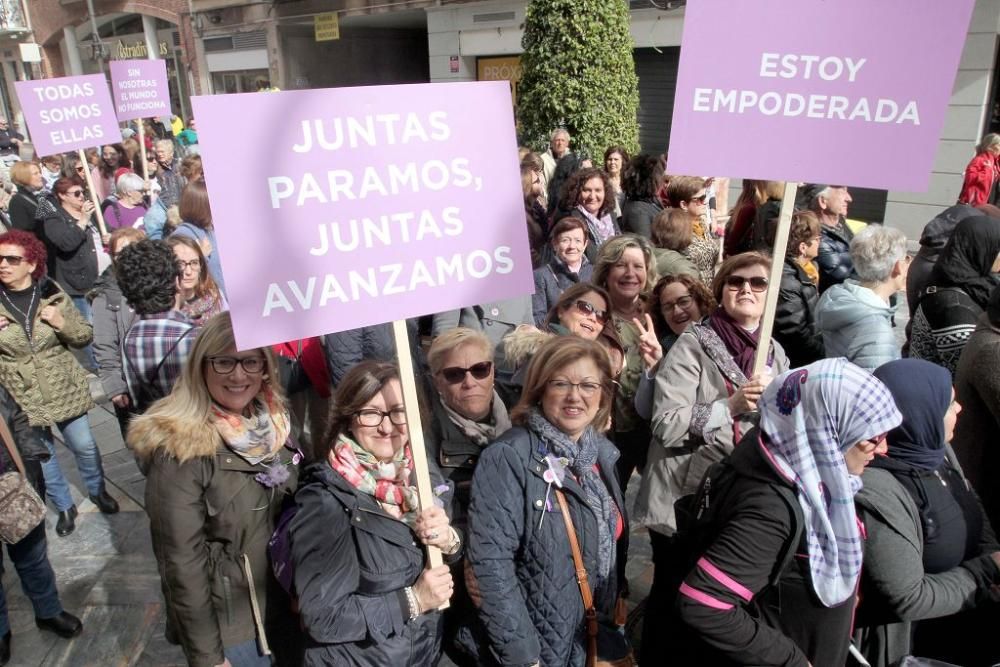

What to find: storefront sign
left=315, top=13, right=340, bottom=42
left=666, top=0, right=975, bottom=190
left=478, top=56, right=521, bottom=106
left=192, top=81, right=531, bottom=350
left=109, top=59, right=171, bottom=122
left=14, top=74, right=119, bottom=155
left=114, top=39, right=170, bottom=59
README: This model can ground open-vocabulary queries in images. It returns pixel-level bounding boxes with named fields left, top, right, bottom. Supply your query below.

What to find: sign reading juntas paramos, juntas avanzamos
left=14, top=74, right=120, bottom=156
left=666, top=0, right=976, bottom=191
left=109, top=59, right=171, bottom=122
left=191, top=81, right=532, bottom=350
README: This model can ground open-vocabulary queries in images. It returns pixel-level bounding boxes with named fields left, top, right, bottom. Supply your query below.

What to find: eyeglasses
left=66, top=189, right=85, bottom=199
left=438, top=361, right=493, bottom=384
left=724, top=275, right=769, bottom=292
left=355, top=407, right=407, bottom=428
left=689, top=193, right=709, bottom=204
left=547, top=380, right=604, bottom=398
left=205, top=355, right=265, bottom=375
left=573, top=299, right=609, bottom=324
left=0, top=255, right=24, bottom=267
left=662, top=294, right=694, bottom=312
left=176, top=259, right=201, bottom=272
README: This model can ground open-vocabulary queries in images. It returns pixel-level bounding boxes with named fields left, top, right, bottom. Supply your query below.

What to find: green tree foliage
left=518, top=0, right=640, bottom=159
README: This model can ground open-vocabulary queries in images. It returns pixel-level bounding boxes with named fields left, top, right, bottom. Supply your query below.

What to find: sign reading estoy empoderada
left=666, top=0, right=976, bottom=192
left=14, top=74, right=120, bottom=156
left=192, top=81, right=532, bottom=351
left=109, top=59, right=171, bottom=122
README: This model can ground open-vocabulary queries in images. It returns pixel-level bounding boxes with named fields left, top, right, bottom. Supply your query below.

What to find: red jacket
left=272, top=338, right=331, bottom=398
left=958, top=151, right=1000, bottom=206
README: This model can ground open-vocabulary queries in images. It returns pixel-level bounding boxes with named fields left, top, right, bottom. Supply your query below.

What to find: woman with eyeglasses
left=166, top=236, right=228, bottom=327
left=0, top=230, right=117, bottom=538
left=463, top=336, right=630, bottom=666
left=634, top=251, right=789, bottom=664
left=289, top=360, right=459, bottom=666
left=8, top=160, right=45, bottom=234
left=774, top=211, right=826, bottom=368
left=129, top=312, right=299, bottom=667
left=666, top=176, right=721, bottom=286
left=531, top=217, right=594, bottom=326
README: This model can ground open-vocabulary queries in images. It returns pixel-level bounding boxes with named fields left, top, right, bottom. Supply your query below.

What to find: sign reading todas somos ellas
left=666, top=0, right=976, bottom=191
left=192, top=81, right=532, bottom=350
left=14, top=74, right=120, bottom=156
left=109, top=59, right=171, bottom=122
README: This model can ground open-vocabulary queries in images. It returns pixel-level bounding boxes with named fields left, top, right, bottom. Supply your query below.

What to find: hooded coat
left=815, top=280, right=898, bottom=371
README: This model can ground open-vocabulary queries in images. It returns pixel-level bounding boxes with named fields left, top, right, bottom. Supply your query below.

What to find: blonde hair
left=127, top=312, right=283, bottom=462
left=427, top=327, right=493, bottom=375
left=591, top=234, right=658, bottom=295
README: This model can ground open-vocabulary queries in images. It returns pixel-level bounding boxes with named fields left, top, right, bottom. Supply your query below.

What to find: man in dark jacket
left=0, top=384, right=83, bottom=664
left=0, top=119, right=23, bottom=159
left=803, top=183, right=856, bottom=292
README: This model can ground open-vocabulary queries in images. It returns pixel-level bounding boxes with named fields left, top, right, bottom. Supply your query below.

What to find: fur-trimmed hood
left=501, top=325, right=555, bottom=369
left=128, top=412, right=220, bottom=463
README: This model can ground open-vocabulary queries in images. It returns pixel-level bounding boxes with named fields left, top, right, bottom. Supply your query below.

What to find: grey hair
left=550, top=128, right=570, bottom=141
left=850, top=225, right=908, bottom=283
left=115, top=172, right=144, bottom=196
left=154, top=138, right=174, bottom=152
left=977, top=133, right=1000, bottom=154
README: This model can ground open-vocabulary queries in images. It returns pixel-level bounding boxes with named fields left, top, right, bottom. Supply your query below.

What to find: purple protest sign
left=666, top=0, right=975, bottom=191
left=14, top=74, right=119, bottom=156
left=109, top=59, right=171, bottom=122
left=192, top=81, right=532, bottom=350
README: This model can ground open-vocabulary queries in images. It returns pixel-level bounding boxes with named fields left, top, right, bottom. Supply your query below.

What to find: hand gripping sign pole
left=392, top=319, right=449, bottom=609
left=77, top=150, right=109, bottom=239
left=751, top=181, right=798, bottom=377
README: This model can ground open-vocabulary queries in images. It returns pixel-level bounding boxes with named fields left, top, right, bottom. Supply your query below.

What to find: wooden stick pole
left=138, top=122, right=149, bottom=182
left=391, top=319, right=449, bottom=608
left=76, top=148, right=109, bottom=239
left=751, top=181, right=798, bottom=377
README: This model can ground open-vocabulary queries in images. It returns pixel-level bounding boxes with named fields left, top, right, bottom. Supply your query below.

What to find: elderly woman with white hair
left=815, top=225, right=908, bottom=370
left=103, top=172, right=149, bottom=230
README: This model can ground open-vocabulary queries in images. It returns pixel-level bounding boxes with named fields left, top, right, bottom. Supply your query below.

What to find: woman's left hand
left=414, top=506, right=453, bottom=550
left=632, top=313, right=663, bottom=371
left=39, top=305, right=65, bottom=331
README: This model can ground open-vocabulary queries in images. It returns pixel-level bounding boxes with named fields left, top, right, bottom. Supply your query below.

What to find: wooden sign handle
left=138, top=122, right=149, bottom=182
left=76, top=148, right=109, bottom=239
left=751, top=181, right=798, bottom=377
left=391, top=319, right=449, bottom=609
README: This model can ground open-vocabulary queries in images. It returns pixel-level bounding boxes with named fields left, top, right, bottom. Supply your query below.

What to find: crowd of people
left=0, top=116, right=991, bottom=667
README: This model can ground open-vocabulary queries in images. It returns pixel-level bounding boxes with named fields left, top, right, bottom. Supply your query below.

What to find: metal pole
left=84, top=0, right=105, bottom=72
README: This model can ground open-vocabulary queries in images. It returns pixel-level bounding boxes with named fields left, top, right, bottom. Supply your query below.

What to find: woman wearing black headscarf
left=855, top=359, right=1000, bottom=667
left=910, top=216, right=1000, bottom=374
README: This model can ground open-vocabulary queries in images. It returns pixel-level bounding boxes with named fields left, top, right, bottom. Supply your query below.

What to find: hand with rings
left=413, top=506, right=453, bottom=550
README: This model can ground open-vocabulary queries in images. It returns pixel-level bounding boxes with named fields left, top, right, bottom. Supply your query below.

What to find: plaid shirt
left=156, top=158, right=187, bottom=208
left=122, top=310, right=197, bottom=406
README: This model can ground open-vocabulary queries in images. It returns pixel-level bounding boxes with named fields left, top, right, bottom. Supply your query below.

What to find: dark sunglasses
left=689, top=193, right=709, bottom=204
left=0, top=255, right=23, bottom=266
left=725, top=275, right=769, bottom=292
left=573, top=299, right=609, bottom=324
left=66, top=189, right=85, bottom=199
left=438, top=361, right=493, bottom=384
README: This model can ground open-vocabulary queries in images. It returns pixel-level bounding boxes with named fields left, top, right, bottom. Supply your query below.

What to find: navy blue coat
left=817, top=220, right=855, bottom=293
left=464, top=426, right=626, bottom=667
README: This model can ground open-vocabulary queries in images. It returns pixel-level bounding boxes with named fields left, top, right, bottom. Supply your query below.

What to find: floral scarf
left=210, top=385, right=290, bottom=465
left=575, top=205, right=616, bottom=245
left=328, top=433, right=419, bottom=525
left=183, top=292, right=227, bottom=327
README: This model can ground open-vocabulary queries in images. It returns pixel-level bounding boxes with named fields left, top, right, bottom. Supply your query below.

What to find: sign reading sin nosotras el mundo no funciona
left=666, top=0, right=976, bottom=192
left=14, top=74, right=120, bottom=156
left=192, top=81, right=532, bottom=351
left=109, top=59, right=171, bottom=122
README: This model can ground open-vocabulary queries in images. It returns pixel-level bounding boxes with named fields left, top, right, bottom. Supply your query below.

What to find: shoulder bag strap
left=555, top=488, right=598, bottom=667
left=0, top=415, right=27, bottom=478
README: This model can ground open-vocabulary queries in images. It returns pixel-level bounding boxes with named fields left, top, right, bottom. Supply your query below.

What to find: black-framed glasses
left=439, top=361, right=493, bottom=384
left=176, top=259, right=201, bottom=272
left=662, top=294, right=694, bottom=312
left=0, top=255, right=24, bottom=266
left=547, top=380, right=604, bottom=398
left=66, top=189, right=85, bottom=199
left=206, top=355, right=265, bottom=375
left=355, top=407, right=407, bottom=428
left=725, top=275, right=769, bottom=292
left=573, top=299, right=609, bottom=324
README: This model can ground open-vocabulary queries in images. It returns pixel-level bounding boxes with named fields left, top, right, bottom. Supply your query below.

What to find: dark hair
left=549, top=216, right=589, bottom=243
left=620, top=154, right=664, bottom=200
left=317, top=361, right=401, bottom=462
left=114, top=240, right=180, bottom=315
left=99, top=143, right=126, bottom=179
left=665, top=175, right=707, bottom=209
left=547, top=153, right=583, bottom=213
left=603, top=146, right=629, bottom=168
left=178, top=179, right=212, bottom=229
left=0, top=230, right=46, bottom=280
left=543, top=283, right=611, bottom=329
left=558, top=167, right=615, bottom=218
left=52, top=176, right=84, bottom=198
left=712, top=251, right=772, bottom=303
left=650, top=208, right=693, bottom=251
left=787, top=211, right=821, bottom=258
left=648, top=273, right=715, bottom=339
left=166, top=235, right=222, bottom=300
left=60, top=156, right=84, bottom=180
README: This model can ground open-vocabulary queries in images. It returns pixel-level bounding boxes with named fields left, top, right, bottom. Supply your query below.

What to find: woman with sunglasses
left=634, top=251, right=789, bottom=664
left=289, top=360, right=459, bottom=666
left=129, top=312, right=299, bottom=667
left=463, top=336, right=629, bottom=666
left=166, top=236, right=228, bottom=327
left=675, top=359, right=902, bottom=667
left=853, top=359, right=1000, bottom=667
left=0, top=230, right=117, bottom=538
left=531, top=217, right=593, bottom=326
left=665, top=176, right=720, bottom=286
